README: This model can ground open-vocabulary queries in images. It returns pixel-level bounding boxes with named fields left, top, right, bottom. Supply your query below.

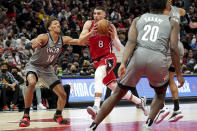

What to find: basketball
left=97, top=19, right=111, bottom=35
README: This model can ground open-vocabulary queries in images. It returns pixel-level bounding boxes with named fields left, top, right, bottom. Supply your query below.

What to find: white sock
left=107, top=82, right=141, bottom=104
left=123, top=91, right=133, bottom=101
left=94, top=97, right=101, bottom=108
left=130, top=95, right=141, bottom=104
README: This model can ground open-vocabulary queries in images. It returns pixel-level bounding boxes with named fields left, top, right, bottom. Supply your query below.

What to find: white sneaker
left=168, top=110, right=184, bottom=122
left=154, top=106, right=170, bottom=124
left=141, top=124, right=152, bottom=131
left=139, top=96, right=149, bottom=116
left=37, top=103, right=47, bottom=110
left=87, top=106, right=99, bottom=120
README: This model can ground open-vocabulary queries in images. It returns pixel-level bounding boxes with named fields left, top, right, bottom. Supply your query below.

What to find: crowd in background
left=0, top=0, right=196, bottom=111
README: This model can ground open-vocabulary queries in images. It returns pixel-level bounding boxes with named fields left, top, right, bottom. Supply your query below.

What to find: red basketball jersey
left=89, top=20, right=112, bottom=60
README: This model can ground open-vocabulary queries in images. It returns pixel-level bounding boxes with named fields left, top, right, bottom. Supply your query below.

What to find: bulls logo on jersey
left=106, top=58, right=114, bottom=72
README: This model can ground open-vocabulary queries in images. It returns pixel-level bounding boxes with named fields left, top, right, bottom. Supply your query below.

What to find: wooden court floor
left=0, top=103, right=197, bottom=131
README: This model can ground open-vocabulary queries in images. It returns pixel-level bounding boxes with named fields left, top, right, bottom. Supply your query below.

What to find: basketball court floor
left=0, top=103, right=197, bottom=131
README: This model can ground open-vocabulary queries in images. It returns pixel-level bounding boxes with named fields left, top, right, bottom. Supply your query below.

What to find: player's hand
left=90, top=23, right=97, bottom=35
left=177, top=75, right=185, bottom=88
left=31, top=39, right=42, bottom=48
left=118, top=64, right=126, bottom=80
left=109, top=24, right=116, bottom=40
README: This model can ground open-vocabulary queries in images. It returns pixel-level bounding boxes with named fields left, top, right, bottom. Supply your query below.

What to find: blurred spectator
left=0, top=62, right=19, bottom=111
left=3, top=33, right=17, bottom=49
left=69, top=64, right=78, bottom=76
left=191, top=34, right=197, bottom=51
left=67, top=46, right=74, bottom=63
left=30, top=28, right=39, bottom=39
left=10, top=66, right=24, bottom=85
left=7, top=20, right=20, bottom=35
left=0, top=7, right=7, bottom=23
left=111, top=9, right=122, bottom=21
left=16, top=35, right=30, bottom=49
left=80, top=60, right=92, bottom=76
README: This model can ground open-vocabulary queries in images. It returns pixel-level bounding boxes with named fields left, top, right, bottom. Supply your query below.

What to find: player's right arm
left=121, top=17, right=138, bottom=66
left=170, top=19, right=184, bottom=87
left=79, top=20, right=92, bottom=40
left=26, top=34, right=48, bottom=49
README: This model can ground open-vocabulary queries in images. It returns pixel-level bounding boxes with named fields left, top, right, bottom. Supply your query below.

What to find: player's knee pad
left=94, top=66, right=107, bottom=94
left=95, top=66, right=107, bottom=80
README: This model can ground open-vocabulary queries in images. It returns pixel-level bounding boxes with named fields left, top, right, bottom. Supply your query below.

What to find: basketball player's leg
left=143, top=55, right=169, bottom=128
left=107, top=81, right=148, bottom=116
left=87, top=84, right=128, bottom=130
left=41, top=69, right=69, bottom=125
left=108, top=82, right=141, bottom=104
left=145, top=83, right=168, bottom=128
left=94, top=65, right=107, bottom=106
left=168, top=42, right=184, bottom=122
left=169, top=69, right=179, bottom=108
left=87, top=65, right=107, bottom=119
left=25, top=72, right=38, bottom=109
left=19, top=71, right=38, bottom=127
left=51, top=83, right=69, bottom=125
left=168, top=68, right=183, bottom=122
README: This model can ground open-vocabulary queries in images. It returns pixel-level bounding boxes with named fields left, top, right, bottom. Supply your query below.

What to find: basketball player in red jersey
left=80, top=6, right=148, bottom=120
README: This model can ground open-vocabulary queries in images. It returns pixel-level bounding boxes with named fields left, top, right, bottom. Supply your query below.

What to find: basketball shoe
left=87, top=106, right=99, bottom=120
left=19, top=114, right=30, bottom=127
left=168, top=110, right=183, bottom=122
left=53, top=114, right=70, bottom=125
left=154, top=106, right=170, bottom=124
left=142, top=124, right=152, bottom=131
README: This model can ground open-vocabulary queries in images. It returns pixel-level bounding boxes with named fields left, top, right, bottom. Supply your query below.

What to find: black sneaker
left=53, top=114, right=70, bottom=125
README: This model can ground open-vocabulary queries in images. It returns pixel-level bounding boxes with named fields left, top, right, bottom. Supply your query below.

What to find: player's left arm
left=62, top=29, right=96, bottom=46
left=109, top=24, right=123, bottom=52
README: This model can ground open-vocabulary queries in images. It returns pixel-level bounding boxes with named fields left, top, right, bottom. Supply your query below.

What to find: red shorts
left=93, top=53, right=117, bottom=85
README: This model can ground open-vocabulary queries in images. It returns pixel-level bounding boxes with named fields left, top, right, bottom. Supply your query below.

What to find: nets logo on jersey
left=47, top=47, right=60, bottom=54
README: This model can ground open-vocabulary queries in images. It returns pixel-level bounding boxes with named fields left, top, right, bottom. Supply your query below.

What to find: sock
left=130, top=95, right=141, bottom=104
left=24, top=107, right=30, bottom=115
left=94, top=97, right=101, bottom=108
left=89, top=122, right=98, bottom=130
left=173, top=99, right=179, bottom=111
left=123, top=91, right=133, bottom=101
left=146, top=118, right=153, bottom=126
left=55, top=110, right=62, bottom=115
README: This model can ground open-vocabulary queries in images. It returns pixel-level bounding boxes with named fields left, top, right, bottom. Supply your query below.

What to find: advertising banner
left=61, top=76, right=197, bottom=102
